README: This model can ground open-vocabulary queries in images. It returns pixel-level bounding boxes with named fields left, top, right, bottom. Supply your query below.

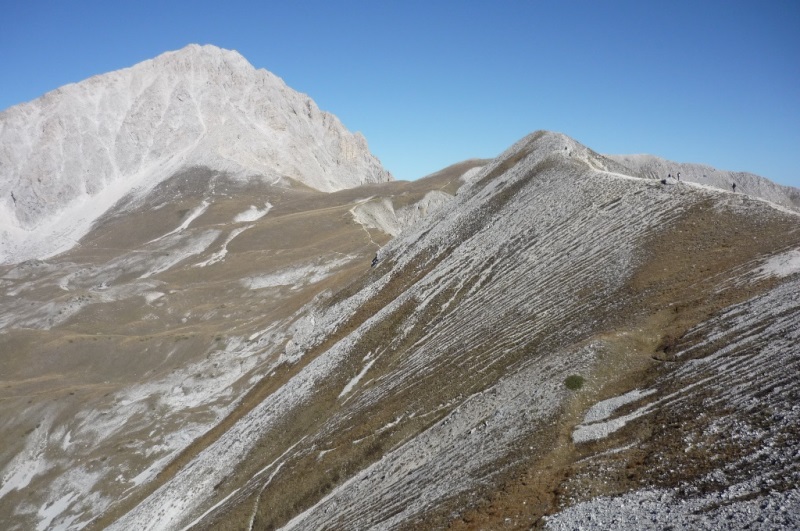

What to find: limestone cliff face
left=0, top=44, right=391, bottom=263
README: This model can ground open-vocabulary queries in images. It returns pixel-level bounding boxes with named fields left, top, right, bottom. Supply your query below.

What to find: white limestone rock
left=350, top=190, right=454, bottom=237
left=608, top=153, right=800, bottom=211
left=0, top=44, right=391, bottom=264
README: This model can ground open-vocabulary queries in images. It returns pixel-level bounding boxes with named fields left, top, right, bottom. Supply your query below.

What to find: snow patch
left=178, top=488, right=240, bottom=531
left=144, top=291, right=164, bottom=304
left=163, top=200, right=209, bottom=239
left=131, top=455, right=175, bottom=487
left=0, top=421, right=52, bottom=500
left=583, top=388, right=656, bottom=423
left=242, top=257, right=351, bottom=290
left=36, top=492, right=78, bottom=531
left=572, top=389, right=656, bottom=443
left=233, top=203, right=272, bottom=222
left=140, top=230, right=220, bottom=278
left=756, top=249, right=800, bottom=279
left=338, top=359, right=375, bottom=398
left=194, top=226, right=250, bottom=268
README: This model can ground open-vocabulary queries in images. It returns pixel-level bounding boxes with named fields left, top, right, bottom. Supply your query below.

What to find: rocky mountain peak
left=0, top=44, right=392, bottom=264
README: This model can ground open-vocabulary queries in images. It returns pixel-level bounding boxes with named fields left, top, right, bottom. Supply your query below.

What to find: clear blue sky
left=2, top=1, right=798, bottom=186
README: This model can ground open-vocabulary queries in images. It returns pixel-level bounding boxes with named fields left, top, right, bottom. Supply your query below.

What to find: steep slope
left=608, top=153, right=800, bottom=211
left=96, top=132, right=799, bottom=530
left=0, top=163, right=458, bottom=531
left=543, top=273, right=800, bottom=529
left=0, top=44, right=391, bottom=264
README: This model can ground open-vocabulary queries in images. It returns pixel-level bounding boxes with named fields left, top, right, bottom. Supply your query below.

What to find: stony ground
left=2, top=132, right=798, bottom=530
left=0, top=164, right=464, bottom=530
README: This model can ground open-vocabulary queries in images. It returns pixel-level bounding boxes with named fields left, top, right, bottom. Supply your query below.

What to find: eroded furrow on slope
left=199, top=142, right=706, bottom=529
left=545, top=277, right=800, bottom=530
left=105, top=132, right=800, bottom=531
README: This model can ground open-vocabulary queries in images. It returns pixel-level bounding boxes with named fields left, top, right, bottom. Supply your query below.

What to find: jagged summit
left=0, top=44, right=391, bottom=264
left=160, top=42, right=250, bottom=65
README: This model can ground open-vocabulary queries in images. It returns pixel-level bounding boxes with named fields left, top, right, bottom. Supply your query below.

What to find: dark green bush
left=565, top=374, right=584, bottom=391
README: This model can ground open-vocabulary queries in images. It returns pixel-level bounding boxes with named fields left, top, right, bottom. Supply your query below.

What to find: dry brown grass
left=427, top=199, right=800, bottom=530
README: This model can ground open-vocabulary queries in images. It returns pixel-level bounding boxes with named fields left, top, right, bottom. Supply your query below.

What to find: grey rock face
left=0, top=44, right=391, bottom=263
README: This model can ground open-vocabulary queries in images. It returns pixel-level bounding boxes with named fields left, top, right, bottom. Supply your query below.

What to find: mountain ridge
left=97, top=131, right=800, bottom=530
left=607, top=153, right=800, bottom=211
left=1, top=46, right=799, bottom=531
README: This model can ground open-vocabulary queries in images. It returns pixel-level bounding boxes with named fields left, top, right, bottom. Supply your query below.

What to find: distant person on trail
left=677, top=172, right=681, bottom=181
left=371, top=255, right=379, bottom=267
left=732, top=183, right=737, bottom=193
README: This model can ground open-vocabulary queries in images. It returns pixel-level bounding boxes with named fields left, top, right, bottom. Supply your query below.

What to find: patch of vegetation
left=564, top=374, right=585, bottom=391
